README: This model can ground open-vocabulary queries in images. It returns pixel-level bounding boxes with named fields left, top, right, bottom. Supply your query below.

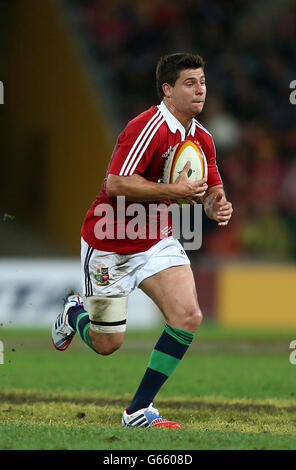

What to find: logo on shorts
left=94, top=264, right=110, bottom=286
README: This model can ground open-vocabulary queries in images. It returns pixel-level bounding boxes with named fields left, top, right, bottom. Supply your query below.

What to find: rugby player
left=52, top=53, right=233, bottom=428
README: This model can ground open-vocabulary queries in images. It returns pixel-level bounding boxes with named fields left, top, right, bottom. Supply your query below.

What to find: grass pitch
left=0, top=324, right=295, bottom=450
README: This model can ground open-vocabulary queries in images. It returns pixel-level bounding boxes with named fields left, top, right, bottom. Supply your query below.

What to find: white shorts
left=81, top=236, right=190, bottom=298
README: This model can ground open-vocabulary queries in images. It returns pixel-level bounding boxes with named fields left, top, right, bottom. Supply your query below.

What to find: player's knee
left=167, top=303, right=202, bottom=333
left=175, top=304, right=202, bottom=333
left=92, top=337, right=123, bottom=356
left=185, top=305, right=203, bottom=332
left=194, top=307, right=203, bottom=329
left=94, top=341, right=122, bottom=356
left=89, top=329, right=124, bottom=356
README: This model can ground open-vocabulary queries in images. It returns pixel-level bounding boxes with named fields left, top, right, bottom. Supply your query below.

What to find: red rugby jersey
left=81, top=101, right=222, bottom=253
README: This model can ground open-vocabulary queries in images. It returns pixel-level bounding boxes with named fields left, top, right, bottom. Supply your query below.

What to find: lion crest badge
left=94, top=264, right=110, bottom=286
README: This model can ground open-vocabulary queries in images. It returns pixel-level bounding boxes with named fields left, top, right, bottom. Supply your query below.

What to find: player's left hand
left=204, top=191, right=233, bottom=226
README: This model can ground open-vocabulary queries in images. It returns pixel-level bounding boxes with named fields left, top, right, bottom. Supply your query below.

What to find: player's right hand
left=174, top=161, right=208, bottom=203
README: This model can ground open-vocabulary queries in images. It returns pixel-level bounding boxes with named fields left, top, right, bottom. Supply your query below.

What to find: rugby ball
left=163, top=140, right=208, bottom=204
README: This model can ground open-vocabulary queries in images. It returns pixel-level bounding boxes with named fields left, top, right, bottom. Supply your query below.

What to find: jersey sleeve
left=206, top=136, right=223, bottom=188
left=108, top=113, right=161, bottom=177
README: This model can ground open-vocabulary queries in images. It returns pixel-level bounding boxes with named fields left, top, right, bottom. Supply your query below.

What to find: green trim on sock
left=75, top=312, right=88, bottom=330
left=82, top=322, right=91, bottom=343
left=75, top=312, right=96, bottom=351
left=83, top=324, right=96, bottom=351
left=165, top=323, right=194, bottom=346
left=148, top=349, right=180, bottom=376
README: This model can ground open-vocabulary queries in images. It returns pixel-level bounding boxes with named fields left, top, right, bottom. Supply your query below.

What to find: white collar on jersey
left=158, top=101, right=196, bottom=140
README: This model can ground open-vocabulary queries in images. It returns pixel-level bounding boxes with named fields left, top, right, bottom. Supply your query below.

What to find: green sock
left=75, top=312, right=96, bottom=352
left=127, top=323, right=195, bottom=413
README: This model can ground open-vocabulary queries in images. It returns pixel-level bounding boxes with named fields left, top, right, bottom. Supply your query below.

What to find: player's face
left=165, top=68, right=206, bottom=118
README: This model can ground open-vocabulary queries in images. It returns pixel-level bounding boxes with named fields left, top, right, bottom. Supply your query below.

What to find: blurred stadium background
left=0, top=0, right=296, bottom=330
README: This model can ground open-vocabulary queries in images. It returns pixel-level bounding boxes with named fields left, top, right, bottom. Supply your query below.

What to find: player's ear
left=162, top=83, right=172, bottom=98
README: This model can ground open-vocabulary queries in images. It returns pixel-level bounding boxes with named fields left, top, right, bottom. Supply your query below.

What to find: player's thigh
left=87, top=296, right=127, bottom=355
left=139, top=265, right=202, bottom=332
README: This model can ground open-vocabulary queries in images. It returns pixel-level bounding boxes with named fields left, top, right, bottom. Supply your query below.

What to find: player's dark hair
left=156, top=52, right=205, bottom=100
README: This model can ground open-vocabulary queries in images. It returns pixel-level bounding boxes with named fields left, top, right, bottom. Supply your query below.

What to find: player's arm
left=200, top=135, right=233, bottom=226
left=107, top=114, right=208, bottom=203
left=201, top=185, right=233, bottom=226
left=106, top=162, right=208, bottom=203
